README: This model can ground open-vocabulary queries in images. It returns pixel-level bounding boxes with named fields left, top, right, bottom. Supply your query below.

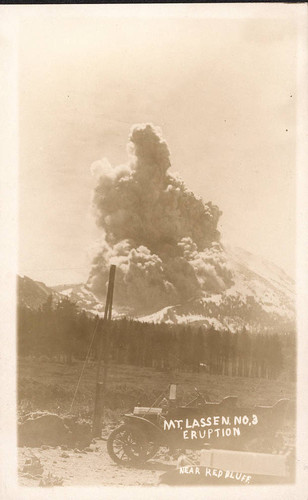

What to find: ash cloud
left=89, top=124, right=233, bottom=314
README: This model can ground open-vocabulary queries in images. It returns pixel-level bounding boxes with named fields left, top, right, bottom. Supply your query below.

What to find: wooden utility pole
left=92, top=265, right=116, bottom=436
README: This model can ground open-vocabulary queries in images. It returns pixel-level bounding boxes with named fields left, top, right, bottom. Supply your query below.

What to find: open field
left=18, top=358, right=296, bottom=419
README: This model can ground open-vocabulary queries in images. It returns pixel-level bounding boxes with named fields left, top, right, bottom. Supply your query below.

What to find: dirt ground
left=18, top=438, right=177, bottom=487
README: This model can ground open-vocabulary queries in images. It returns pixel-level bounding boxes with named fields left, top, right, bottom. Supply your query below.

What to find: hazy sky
left=19, top=12, right=297, bottom=285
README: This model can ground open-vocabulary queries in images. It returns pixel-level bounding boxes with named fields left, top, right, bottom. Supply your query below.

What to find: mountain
left=17, top=275, right=62, bottom=310
left=52, top=282, right=105, bottom=316
left=138, top=247, right=294, bottom=332
left=18, top=247, right=295, bottom=333
left=17, top=276, right=106, bottom=316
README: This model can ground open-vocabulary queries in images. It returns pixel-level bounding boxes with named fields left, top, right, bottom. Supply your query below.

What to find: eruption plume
left=89, top=124, right=233, bottom=314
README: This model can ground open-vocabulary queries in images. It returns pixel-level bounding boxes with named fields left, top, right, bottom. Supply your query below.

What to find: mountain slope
left=17, top=276, right=106, bottom=316
left=138, top=247, right=295, bottom=331
left=17, top=275, right=61, bottom=310
left=52, top=283, right=105, bottom=316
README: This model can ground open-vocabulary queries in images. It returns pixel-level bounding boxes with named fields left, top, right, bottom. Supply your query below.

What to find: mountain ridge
left=18, top=246, right=295, bottom=333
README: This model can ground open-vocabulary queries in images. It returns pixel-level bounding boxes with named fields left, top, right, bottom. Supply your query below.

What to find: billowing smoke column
left=89, top=124, right=233, bottom=314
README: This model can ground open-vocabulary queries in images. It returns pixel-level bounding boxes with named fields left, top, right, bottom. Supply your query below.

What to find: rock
left=83, top=447, right=93, bottom=452
left=18, top=412, right=92, bottom=448
left=40, top=445, right=50, bottom=450
left=19, top=414, right=72, bottom=447
left=66, top=420, right=92, bottom=449
left=39, top=472, right=64, bottom=487
left=22, top=455, right=44, bottom=477
left=61, top=452, right=69, bottom=458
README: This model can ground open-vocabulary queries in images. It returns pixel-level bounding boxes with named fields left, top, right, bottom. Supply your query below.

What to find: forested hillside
left=18, top=296, right=296, bottom=381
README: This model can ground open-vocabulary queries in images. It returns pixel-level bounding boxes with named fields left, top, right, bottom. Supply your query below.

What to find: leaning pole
left=92, top=264, right=116, bottom=437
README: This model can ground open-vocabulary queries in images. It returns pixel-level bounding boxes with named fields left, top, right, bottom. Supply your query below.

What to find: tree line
left=18, top=296, right=296, bottom=380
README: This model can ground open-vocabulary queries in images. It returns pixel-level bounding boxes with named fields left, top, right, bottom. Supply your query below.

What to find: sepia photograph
left=0, top=3, right=307, bottom=498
